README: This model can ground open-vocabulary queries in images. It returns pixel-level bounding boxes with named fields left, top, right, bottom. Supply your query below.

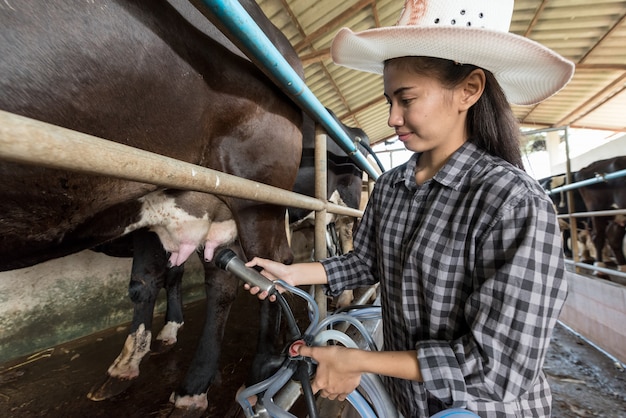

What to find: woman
left=247, top=0, right=573, bottom=416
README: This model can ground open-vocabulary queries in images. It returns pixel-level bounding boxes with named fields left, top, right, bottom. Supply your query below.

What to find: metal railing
left=546, top=168, right=626, bottom=280
left=0, top=110, right=362, bottom=219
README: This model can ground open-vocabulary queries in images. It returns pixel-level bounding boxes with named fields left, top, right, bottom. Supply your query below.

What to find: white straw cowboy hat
left=331, top=0, right=575, bottom=105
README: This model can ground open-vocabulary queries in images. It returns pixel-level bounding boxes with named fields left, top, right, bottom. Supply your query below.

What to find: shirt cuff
left=417, top=341, right=468, bottom=408
left=319, top=257, right=345, bottom=297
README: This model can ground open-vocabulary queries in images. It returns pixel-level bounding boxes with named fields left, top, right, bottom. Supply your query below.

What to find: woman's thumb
left=298, top=344, right=313, bottom=358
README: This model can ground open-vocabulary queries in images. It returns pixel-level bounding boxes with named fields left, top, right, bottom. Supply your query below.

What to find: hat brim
left=331, top=26, right=575, bottom=106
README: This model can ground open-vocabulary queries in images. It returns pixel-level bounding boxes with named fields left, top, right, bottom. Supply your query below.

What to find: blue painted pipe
left=548, top=169, right=626, bottom=195
left=199, top=0, right=379, bottom=180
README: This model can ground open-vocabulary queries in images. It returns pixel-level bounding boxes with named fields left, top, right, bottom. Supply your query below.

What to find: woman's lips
left=396, top=132, right=411, bottom=142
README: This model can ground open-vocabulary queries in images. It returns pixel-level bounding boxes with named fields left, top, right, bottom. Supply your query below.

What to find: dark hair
left=384, top=57, right=524, bottom=169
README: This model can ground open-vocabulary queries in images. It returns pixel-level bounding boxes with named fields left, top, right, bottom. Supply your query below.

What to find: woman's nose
left=387, top=105, right=403, bottom=128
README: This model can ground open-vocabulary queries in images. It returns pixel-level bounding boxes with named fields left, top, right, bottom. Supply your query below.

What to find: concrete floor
left=0, top=290, right=262, bottom=417
left=1, top=287, right=625, bottom=417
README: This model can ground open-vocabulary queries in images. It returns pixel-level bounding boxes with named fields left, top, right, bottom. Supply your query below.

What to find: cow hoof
left=150, top=339, right=176, bottom=355
left=166, top=405, right=207, bottom=418
left=86, top=374, right=135, bottom=401
left=168, top=393, right=209, bottom=418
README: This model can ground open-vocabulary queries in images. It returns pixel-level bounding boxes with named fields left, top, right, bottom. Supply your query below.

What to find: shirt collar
left=393, top=141, right=486, bottom=190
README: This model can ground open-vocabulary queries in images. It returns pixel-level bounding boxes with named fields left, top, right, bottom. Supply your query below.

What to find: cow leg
left=168, top=246, right=240, bottom=416
left=233, top=298, right=285, bottom=412
left=561, top=228, right=573, bottom=258
left=152, top=263, right=185, bottom=354
left=622, top=231, right=626, bottom=273
left=606, top=220, right=626, bottom=273
left=590, top=217, right=611, bottom=278
left=577, top=227, right=595, bottom=263
left=229, top=204, right=295, bottom=410
left=88, top=229, right=166, bottom=401
left=247, top=299, right=284, bottom=386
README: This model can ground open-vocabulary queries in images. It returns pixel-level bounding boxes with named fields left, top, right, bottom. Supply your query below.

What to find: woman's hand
left=297, top=345, right=362, bottom=401
left=244, top=257, right=291, bottom=301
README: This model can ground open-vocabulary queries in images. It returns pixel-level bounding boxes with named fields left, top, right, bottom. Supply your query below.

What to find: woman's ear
left=459, top=69, right=485, bottom=111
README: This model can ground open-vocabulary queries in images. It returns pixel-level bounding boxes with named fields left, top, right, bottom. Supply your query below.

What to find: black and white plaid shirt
left=321, top=141, right=567, bottom=417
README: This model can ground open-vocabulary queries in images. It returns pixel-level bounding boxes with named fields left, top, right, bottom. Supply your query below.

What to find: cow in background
left=575, top=156, right=626, bottom=276
left=289, top=111, right=385, bottom=308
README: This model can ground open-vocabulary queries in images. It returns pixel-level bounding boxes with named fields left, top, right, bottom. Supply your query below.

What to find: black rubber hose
left=296, top=361, right=319, bottom=418
left=276, top=291, right=301, bottom=341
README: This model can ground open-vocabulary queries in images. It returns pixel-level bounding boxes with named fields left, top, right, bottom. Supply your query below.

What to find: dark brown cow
left=0, top=0, right=303, bottom=415
left=574, top=156, right=626, bottom=276
left=87, top=112, right=380, bottom=411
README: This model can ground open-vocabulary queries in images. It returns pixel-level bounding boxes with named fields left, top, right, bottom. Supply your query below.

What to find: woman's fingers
left=243, top=284, right=276, bottom=301
left=318, top=389, right=348, bottom=401
left=298, top=345, right=360, bottom=401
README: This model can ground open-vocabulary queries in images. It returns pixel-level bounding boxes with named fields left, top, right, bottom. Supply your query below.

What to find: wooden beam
left=576, top=64, right=626, bottom=71
left=300, top=49, right=330, bottom=65
left=294, top=0, right=375, bottom=52
left=556, top=72, right=626, bottom=127
left=338, top=96, right=387, bottom=121
left=579, top=13, right=626, bottom=64
left=523, top=0, right=548, bottom=38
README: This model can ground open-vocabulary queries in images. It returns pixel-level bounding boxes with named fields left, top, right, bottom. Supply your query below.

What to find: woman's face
left=383, top=58, right=468, bottom=158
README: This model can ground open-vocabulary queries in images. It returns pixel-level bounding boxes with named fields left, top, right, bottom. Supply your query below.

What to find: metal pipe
left=353, top=284, right=379, bottom=306
left=562, top=126, right=582, bottom=269
left=557, top=320, right=626, bottom=370
left=564, top=259, right=626, bottom=279
left=273, top=380, right=302, bottom=414
left=549, top=169, right=626, bottom=194
left=314, top=126, right=328, bottom=319
left=0, top=110, right=363, bottom=219
left=329, top=204, right=362, bottom=218
left=557, top=209, right=626, bottom=218
left=522, top=125, right=569, bottom=136
left=197, top=0, right=379, bottom=180
left=542, top=142, right=626, bottom=275
left=214, top=249, right=276, bottom=294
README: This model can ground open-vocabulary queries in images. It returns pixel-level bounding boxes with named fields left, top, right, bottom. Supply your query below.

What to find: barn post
left=561, top=127, right=582, bottom=272
left=314, top=125, right=328, bottom=319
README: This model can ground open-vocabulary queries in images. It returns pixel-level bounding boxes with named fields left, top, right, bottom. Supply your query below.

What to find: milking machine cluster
left=214, top=248, right=398, bottom=418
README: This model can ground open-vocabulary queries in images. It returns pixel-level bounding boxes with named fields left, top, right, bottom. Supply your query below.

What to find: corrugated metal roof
left=256, top=0, right=626, bottom=145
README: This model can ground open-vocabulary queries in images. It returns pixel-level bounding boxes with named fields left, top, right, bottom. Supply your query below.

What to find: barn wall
left=553, top=134, right=626, bottom=174
left=559, top=271, right=626, bottom=364
left=0, top=251, right=205, bottom=364
left=523, top=133, right=626, bottom=179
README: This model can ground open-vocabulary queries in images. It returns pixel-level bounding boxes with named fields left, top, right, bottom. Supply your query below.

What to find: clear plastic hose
left=312, top=313, right=378, bottom=351
left=312, top=330, right=398, bottom=417
left=236, top=360, right=293, bottom=417
left=262, top=362, right=299, bottom=418
left=347, top=390, right=378, bottom=418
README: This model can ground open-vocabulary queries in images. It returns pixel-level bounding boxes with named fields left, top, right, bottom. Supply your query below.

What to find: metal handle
left=214, top=248, right=276, bottom=294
